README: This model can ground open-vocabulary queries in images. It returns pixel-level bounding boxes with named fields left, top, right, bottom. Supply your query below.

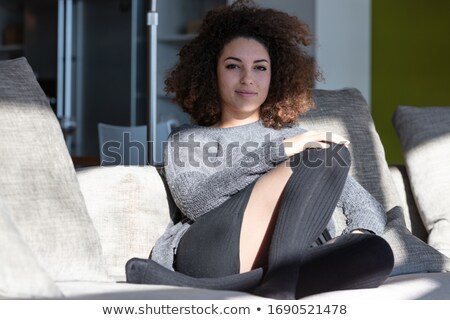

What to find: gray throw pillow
left=388, top=165, right=428, bottom=242
left=0, top=58, right=109, bottom=281
left=300, top=89, right=450, bottom=275
left=304, top=88, right=401, bottom=211
left=394, top=106, right=450, bottom=258
left=384, top=206, right=450, bottom=276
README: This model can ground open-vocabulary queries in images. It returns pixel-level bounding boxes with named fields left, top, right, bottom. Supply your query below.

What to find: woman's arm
left=337, top=175, right=387, bottom=235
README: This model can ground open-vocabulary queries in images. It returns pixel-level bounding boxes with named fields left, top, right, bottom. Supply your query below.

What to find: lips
left=235, top=90, right=257, bottom=96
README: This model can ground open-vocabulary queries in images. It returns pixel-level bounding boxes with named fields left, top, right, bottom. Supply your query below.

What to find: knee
left=290, top=143, right=351, bottom=170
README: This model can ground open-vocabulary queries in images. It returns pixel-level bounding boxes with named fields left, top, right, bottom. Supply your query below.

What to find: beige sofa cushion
left=0, top=58, right=109, bottom=281
left=300, top=89, right=450, bottom=275
left=77, top=166, right=170, bottom=281
left=0, top=200, right=63, bottom=298
left=394, top=106, right=450, bottom=257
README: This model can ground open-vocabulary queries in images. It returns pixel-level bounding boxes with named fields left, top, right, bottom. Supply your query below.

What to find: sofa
left=1, top=57, right=450, bottom=300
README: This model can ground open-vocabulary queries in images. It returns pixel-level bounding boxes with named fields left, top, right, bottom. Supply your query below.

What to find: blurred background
left=0, top=0, right=449, bottom=165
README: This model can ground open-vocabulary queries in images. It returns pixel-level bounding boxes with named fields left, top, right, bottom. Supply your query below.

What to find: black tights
left=126, top=145, right=394, bottom=299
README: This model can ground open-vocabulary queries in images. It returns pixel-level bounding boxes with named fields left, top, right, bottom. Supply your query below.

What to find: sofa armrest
left=76, top=166, right=170, bottom=280
left=388, top=165, right=428, bottom=241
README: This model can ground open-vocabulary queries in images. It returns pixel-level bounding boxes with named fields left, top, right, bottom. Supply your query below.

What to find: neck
left=214, top=111, right=260, bottom=128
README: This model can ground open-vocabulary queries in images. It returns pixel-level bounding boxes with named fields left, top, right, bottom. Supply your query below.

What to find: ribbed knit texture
left=151, top=120, right=387, bottom=270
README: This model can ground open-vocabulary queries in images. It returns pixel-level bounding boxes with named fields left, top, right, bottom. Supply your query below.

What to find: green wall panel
left=372, top=0, right=450, bottom=164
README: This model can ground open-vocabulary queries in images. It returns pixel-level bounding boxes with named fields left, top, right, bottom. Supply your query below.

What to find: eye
left=225, top=64, right=239, bottom=69
left=255, top=65, right=267, bottom=71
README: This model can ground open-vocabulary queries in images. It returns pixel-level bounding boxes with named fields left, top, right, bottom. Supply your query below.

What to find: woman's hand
left=283, top=131, right=350, bottom=157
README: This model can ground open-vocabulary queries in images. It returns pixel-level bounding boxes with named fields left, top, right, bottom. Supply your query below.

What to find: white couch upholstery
left=1, top=57, right=449, bottom=300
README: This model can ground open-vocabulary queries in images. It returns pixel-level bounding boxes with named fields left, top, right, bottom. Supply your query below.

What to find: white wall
left=255, top=0, right=315, bottom=56
left=315, top=0, right=371, bottom=103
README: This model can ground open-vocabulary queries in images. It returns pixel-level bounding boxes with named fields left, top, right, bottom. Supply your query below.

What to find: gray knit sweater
left=151, top=120, right=387, bottom=270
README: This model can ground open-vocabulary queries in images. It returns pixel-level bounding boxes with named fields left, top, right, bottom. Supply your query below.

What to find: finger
left=317, top=132, right=350, bottom=145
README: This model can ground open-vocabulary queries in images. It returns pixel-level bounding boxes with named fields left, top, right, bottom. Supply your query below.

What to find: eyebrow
left=224, top=56, right=269, bottom=64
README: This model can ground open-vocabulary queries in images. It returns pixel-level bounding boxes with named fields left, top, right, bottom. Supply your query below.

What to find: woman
left=126, top=0, right=394, bottom=299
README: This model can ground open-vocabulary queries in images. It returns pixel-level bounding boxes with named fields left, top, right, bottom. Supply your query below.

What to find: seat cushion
left=305, top=272, right=450, bottom=300
left=394, top=106, right=450, bottom=258
left=55, top=272, right=450, bottom=300
left=56, top=281, right=265, bottom=300
left=0, top=58, right=109, bottom=281
left=0, top=199, right=63, bottom=298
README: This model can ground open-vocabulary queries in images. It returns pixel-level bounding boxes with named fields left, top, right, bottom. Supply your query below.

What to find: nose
left=240, top=69, right=254, bottom=85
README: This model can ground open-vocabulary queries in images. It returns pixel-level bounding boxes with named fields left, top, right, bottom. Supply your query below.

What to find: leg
left=239, top=159, right=293, bottom=272
left=240, top=144, right=350, bottom=272
left=269, top=145, right=351, bottom=268
left=253, top=144, right=351, bottom=298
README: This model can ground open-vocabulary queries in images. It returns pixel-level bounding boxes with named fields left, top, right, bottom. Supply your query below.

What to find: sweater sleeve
left=165, top=130, right=289, bottom=221
left=337, top=175, right=387, bottom=235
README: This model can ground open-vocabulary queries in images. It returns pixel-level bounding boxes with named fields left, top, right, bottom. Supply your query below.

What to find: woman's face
left=216, top=37, right=271, bottom=122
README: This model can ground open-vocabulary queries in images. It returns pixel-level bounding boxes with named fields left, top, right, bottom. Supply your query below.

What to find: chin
left=237, top=102, right=261, bottom=111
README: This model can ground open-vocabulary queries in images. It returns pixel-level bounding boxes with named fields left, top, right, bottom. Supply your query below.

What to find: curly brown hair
left=165, top=0, right=320, bottom=129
